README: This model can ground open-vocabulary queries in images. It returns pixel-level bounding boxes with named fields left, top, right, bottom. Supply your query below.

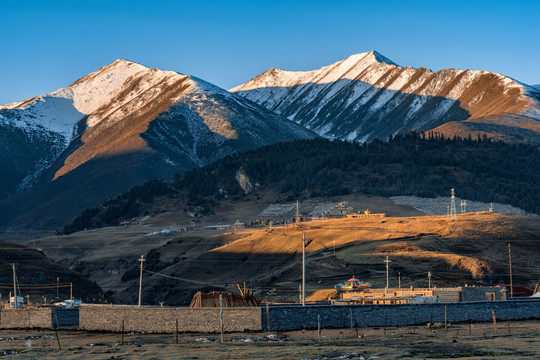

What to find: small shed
left=189, top=285, right=260, bottom=308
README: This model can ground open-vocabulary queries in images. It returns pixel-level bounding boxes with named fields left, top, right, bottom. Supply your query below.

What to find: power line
left=143, top=269, right=228, bottom=288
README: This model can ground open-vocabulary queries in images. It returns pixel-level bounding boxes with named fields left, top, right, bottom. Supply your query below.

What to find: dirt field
left=1, top=320, right=538, bottom=359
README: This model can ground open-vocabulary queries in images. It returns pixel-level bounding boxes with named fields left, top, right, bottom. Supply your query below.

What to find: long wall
left=79, top=307, right=261, bottom=333
left=1, top=300, right=538, bottom=333
left=262, top=299, right=540, bottom=331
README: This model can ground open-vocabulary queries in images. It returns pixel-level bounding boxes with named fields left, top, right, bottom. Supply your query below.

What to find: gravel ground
left=391, top=196, right=532, bottom=216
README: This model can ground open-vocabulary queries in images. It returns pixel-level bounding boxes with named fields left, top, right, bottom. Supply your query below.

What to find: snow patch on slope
left=0, top=96, right=84, bottom=144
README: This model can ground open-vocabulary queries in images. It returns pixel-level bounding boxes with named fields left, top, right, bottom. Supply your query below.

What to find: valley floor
left=30, top=211, right=540, bottom=305
left=1, top=320, right=538, bottom=359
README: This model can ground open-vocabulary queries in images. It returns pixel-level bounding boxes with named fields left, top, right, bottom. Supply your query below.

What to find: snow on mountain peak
left=368, top=50, right=398, bottom=66
left=0, top=60, right=191, bottom=140
left=230, top=51, right=401, bottom=93
left=231, top=50, right=540, bottom=143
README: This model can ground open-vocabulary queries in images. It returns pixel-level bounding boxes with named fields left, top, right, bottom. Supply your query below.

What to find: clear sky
left=1, top=0, right=539, bottom=104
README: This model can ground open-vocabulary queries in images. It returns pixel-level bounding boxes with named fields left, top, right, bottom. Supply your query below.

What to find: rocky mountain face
left=231, top=51, right=540, bottom=143
left=0, top=60, right=315, bottom=240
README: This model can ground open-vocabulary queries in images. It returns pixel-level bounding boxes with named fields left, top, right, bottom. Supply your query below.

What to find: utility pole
left=57, top=277, right=59, bottom=299
left=12, top=263, right=17, bottom=308
left=333, top=239, right=335, bottom=255
left=398, top=272, right=401, bottom=289
left=302, top=232, right=306, bottom=306
left=384, top=256, right=391, bottom=292
left=428, top=271, right=432, bottom=289
left=138, top=255, right=145, bottom=307
left=70, top=282, right=73, bottom=300
left=508, top=243, right=513, bottom=298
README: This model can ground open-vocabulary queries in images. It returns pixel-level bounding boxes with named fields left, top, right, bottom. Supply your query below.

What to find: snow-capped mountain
left=0, top=60, right=315, bottom=239
left=231, top=51, right=540, bottom=143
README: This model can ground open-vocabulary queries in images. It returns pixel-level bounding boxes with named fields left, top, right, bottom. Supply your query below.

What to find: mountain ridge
left=231, top=50, right=540, bottom=143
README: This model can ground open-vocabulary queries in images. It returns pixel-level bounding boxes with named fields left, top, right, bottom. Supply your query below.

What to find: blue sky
left=1, top=0, right=539, bottom=104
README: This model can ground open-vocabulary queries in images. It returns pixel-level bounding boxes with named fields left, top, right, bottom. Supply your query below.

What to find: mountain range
left=0, top=60, right=314, bottom=240
left=1, top=51, right=539, bottom=241
left=231, top=51, right=540, bottom=143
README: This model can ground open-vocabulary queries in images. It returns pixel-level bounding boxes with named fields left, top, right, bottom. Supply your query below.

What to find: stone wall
left=262, top=299, right=540, bottom=331
left=0, top=308, right=52, bottom=329
left=461, top=286, right=505, bottom=301
left=2, top=300, right=538, bottom=333
left=53, top=308, right=79, bottom=328
left=78, top=307, right=261, bottom=333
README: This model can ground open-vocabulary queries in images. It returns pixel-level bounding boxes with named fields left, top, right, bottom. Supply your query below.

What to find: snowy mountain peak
left=231, top=51, right=540, bottom=144
left=367, top=50, right=398, bottom=66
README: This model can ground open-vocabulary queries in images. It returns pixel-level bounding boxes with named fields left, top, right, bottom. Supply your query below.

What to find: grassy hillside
left=61, top=133, right=539, bottom=234
left=34, top=212, right=540, bottom=305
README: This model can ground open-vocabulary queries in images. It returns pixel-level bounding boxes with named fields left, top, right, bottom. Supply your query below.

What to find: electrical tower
left=460, top=200, right=467, bottom=214
left=450, top=188, right=457, bottom=219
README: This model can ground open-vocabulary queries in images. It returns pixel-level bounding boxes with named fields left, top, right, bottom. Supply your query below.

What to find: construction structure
left=333, top=285, right=507, bottom=305
left=189, top=284, right=261, bottom=307
left=346, top=210, right=386, bottom=219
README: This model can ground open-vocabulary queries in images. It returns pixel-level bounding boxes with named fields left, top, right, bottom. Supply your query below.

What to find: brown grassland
left=31, top=201, right=540, bottom=305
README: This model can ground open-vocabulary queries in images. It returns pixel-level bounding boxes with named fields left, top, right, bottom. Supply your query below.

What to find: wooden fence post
left=317, top=315, right=321, bottom=341
left=491, top=310, right=497, bottom=335
left=444, top=306, right=447, bottom=332
left=53, top=311, right=61, bottom=350
left=219, top=294, right=224, bottom=344
left=266, top=302, right=269, bottom=332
